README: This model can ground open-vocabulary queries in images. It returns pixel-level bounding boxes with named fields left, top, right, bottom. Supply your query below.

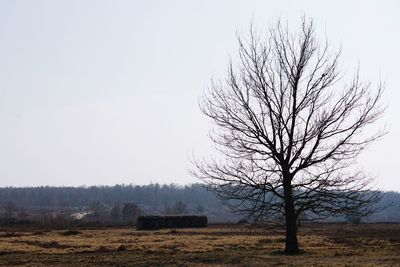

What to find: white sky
left=0, top=0, right=399, bottom=190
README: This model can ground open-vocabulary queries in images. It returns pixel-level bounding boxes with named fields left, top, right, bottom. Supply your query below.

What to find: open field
left=0, top=224, right=399, bottom=266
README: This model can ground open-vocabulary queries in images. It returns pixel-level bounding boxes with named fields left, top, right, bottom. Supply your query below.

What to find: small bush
left=96, top=246, right=112, bottom=253
left=346, top=216, right=362, bottom=224
left=60, top=230, right=81, bottom=236
left=168, top=229, right=178, bottom=234
left=117, top=244, right=127, bottom=251
left=237, top=218, right=248, bottom=224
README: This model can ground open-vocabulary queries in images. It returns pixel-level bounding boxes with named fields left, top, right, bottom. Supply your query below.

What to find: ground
left=0, top=223, right=399, bottom=266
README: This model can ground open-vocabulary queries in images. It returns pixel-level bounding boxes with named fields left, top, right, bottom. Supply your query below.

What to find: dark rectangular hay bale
left=136, top=215, right=207, bottom=230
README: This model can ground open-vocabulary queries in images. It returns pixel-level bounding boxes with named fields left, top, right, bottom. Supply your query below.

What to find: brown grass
left=0, top=223, right=399, bottom=266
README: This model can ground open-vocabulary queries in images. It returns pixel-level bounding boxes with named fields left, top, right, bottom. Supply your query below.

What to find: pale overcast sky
left=0, top=0, right=399, bottom=189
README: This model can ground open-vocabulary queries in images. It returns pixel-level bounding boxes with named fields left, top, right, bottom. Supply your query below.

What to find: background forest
left=0, top=184, right=399, bottom=226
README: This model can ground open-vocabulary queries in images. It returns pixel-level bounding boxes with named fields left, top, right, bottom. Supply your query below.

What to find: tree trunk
left=284, top=206, right=299, bottom=254
left=283, top=179, right=300, bottom=255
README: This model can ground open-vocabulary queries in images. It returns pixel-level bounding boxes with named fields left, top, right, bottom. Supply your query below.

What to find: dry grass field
left=0, top=223, right=399, bottom=266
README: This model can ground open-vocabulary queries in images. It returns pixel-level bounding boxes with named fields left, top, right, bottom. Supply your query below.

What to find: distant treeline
left=0, top=184, right=221, bottom=209
left=372, top=191, right=400, bottom=222
left=0, top=184, right=399, bottom=222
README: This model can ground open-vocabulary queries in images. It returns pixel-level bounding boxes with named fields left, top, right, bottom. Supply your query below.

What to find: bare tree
left=4, top=202, right=17, bottom=219
left=172, top=201, right=187, bottom=215
left=110, top=203, right=122, bottom=222
left=89, top=201, right=107, bottom=219
left=193, top=18, right=385, bottom=255
left=122, top=202, right=142, bottom=222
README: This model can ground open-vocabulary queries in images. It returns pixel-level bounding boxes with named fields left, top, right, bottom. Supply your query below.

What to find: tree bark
left=284, top=179, right=300, bottom=255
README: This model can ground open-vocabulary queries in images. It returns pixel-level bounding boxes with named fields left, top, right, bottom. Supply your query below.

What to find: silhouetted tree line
left=0, top=184, right=398, bottom=223
left=0, top=184, right=220, bottom=209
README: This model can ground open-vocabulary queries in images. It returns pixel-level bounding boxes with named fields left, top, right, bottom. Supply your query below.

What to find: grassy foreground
left=0, top=223, right=399, bottom=266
